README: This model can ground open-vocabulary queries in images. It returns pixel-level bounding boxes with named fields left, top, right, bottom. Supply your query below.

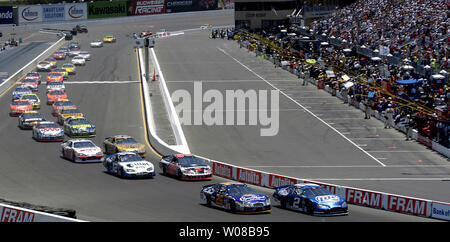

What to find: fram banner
left=0, top=206, right=35, bottom=222
left=65, top=3, right=87, bottom=21
left=18, top=5, right=43, bottom=24
left=0, top=6, right=13, bottom=24
left=130, top=0, right=166, bottom=15
left=384, top=194, right=431, bottom=217
left=42, top=4, right=65, bottom=22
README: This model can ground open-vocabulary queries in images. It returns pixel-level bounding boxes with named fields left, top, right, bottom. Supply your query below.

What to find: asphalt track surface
left=0, top=12, right=440, bottom=221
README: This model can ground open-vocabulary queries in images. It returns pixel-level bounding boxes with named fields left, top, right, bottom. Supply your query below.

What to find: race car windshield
left=55, top=101, right=73, bottom=106
left=49, top=74, right=61, bottom=77
left=74, top=141, right=95, bottom=148
left=13, top=101, right=30, bottom=105
left=15, top=87, right=30, bottom=92
left=23, top=79, right=36, bottom=83
left=178, top=156, right=208, bottom=167
left=27, top=73, right=39, bottom=77
left=39, top=123, right=58, bottom=129
left=80, top=52, right=89, bottom=54
left=227, top=185, right=256, bottom=196
left=118, top=154, right=142, bottom=162
left=23, top=113, right=42, bottom=119
left=61, top=109, right=80, bottom=114
left=70, top=119, right=90, bottom=125
left=38, top=62, right=49, bottom=65
left=49, top=81, right=63, bottom=85
left=302, top=187, right=330, bottom=197
left=116, top=138, right=137, bottom=144
left=50, top=90, right=65, bottom=95
left=22, top=96, right=37, bottom=101
left=63, top=64, right=74, bottom=67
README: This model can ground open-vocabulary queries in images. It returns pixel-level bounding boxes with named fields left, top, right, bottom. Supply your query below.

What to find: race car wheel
left=177, top=170, right=182, bottom=180
left=280, top=198, right=287, bottom=209
left=306, top=202, right=314, bottom=215
left=229, top=201, right=236, bottom=214
left=162, top=166, right=167, bottom=175
left=206, top=196, right=211, bottom=207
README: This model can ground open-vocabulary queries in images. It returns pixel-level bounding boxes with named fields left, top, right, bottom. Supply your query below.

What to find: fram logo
left=1, top=207, right=35, bottom=222
left=21, top=7, right=39, bottom=21
left=68, top=5, right=84, bottom=18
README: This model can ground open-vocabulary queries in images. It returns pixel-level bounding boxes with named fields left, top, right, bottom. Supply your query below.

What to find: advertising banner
left=18, top=5, right=43, bottom=24
left=129, top=0, right=166, bottom=15
left=217, top=0, right=234, bottom=9
left=42, top=4, right=65, bottom=22
left=65, top=3, right=88, bottom=21
left=87, top=1, right=127, bottom=19
left=0, top=6, right=13, bottom=25
left=165, top=0, right=218, bottom=13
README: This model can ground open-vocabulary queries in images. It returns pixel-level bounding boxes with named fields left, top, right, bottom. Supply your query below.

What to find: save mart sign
left=88, top=1, right=127, bottom=19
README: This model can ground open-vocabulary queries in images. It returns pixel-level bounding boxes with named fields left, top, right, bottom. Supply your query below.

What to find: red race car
left=20, top=79, right=39, bottom=92
left=47, top=89, right=68, bottom=105
left=24, top=72, right=41, bottom=84
left=10, top=100, right=33, bottom=116
left=46, top=72, right=64, bottom=83
left=52, top=51, right=66, bottom=60
left=159, top=154, right=213, bottom=181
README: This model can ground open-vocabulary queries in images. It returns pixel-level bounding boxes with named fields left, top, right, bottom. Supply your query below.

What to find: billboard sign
left=165, top=0, right=218, bottom=13
left=42, top=4, right=65, bottom=22
left=87, top=1, right=127, bottom=19
left=129, top=0, right=166, bottom=15
left=0, top=6, right=13, bottom=25
left=18, top=5, right=43, bottom=24
left=65, top=3, right=87, bottom=21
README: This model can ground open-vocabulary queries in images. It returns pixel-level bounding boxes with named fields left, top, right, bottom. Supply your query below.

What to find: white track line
left=218, top=47, right=387, bottom=167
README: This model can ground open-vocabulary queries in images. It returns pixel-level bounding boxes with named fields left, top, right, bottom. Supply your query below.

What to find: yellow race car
left=104, top=135, right=146, bottom=157
left=20, top=93, right=40, bottom=110
left=56, top=107, right=83, bottom=125
left=103, top=35, right=116, bottom=43
left=62, top=63, right=76, bottom=75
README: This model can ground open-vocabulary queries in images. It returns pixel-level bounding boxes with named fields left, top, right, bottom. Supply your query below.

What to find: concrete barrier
left=0, top=203, right=83, bottom=222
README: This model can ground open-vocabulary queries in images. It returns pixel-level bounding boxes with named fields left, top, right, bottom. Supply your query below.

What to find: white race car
left=36, top=61, right=52, bottom=72
left=90, top=40, right=103, bottom=48
left=103, top=152, right=156, bottom=178
left=60, top=139, right=104, bottom=163
left=46, top=80, right=65, bottom=93
left=32, top=121, right=64, bottom=142
left=68, top=48, right=81, bottom=57
left=77, top=51, right=91, bottom=61
left=71, top=56, right=86, bottom=66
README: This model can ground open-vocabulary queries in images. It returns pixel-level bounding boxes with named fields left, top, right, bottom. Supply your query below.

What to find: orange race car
left=10, top=99, right=33, bottom=116
left=46, top=72, right=64, bottom=83
left=47, top=89, right=68, bottom=105
left=52, top=99, right=76, bottom=116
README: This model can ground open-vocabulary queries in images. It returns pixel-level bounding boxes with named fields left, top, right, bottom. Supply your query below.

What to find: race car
left=52, top=99, right=76, bottom=116
left=68, top=41, right=80, bottom=49
left=68, top=47, right=81, bottom=57
left=75, top=25, right=88, bottom=33
left=90, top=40, right=103, bottom=48
left=200, top=182, right=271, bottom=214
left=71, top=56, right=86, bottom=66
left=47, top=89, right=68, bottom=105
left=272, top=183, right=348, bottom=216
left=139, top=31, right=152, bottom=38
left=62, top=63, right=76, bottom=75
left=53, top=68, right=68, bottom=80
left=103, top=135, right=146, bottom=157
left=159, top=154, right=212, bottom=180
left=44, top=58, right=57, bottom=68
left=18, top=111, right=46, bottom=130
left=20, top=79, right=39, bottom=92
left=46, top=72, right=64, bottom=83
left=36, top=61, right=52, bottom=72
left=19, top=93, right=40, bottom=110
left=12, top=86, right=32, bottom=101
left=63, top=117, right=96, bottom=138
left=77, top=51, right=91, bottom=61
left=103, top=152, right=155, bottom=178
left=52, top=51, right=66, bottom=60
left=60, top=139, right=103, bottom=163
left=58, top=47, right=69, bottom=54
left=10, top=100, right=33, bottom=116
left=46, top=80, right=65, bottom=93
left=24, top=72, right=41, bottom=84
left=32, top=121, right=64, bottom=142
left=103, top=35, right=116, bottom=43
left=56, top=107, right=83, bottom=125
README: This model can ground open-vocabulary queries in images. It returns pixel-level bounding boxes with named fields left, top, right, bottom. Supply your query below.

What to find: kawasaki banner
left=0, top=6, right=13, bottom=24
left=87, top=1, right=127, bottom=19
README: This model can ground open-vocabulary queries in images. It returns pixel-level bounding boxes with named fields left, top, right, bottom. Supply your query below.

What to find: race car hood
left=71, top=124, right=94, bottom=129
left=74, top=147, right=101, bottom=155
left=38, top=127, right=63, bottom=135
left=119, top=161, right=154, bottom=171
left=181, top=166, right=211, bottom=174
left=23, top=118, right=44, bottom=122
left=117, top=144, right=143, bottom=150
left=313, top=195, right=342, bottom=204
left=61, top=113, right=82, bottom=119
left=236, top=193, right=268, bottom=204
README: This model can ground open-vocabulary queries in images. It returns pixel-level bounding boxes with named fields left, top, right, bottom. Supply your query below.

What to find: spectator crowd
left=212, top=0, right=449, bottom=148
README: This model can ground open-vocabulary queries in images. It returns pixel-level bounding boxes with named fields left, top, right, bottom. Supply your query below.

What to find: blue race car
left=272, top=183, right=348, bottom=216
left=200, top=182, right=271, bottom=214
